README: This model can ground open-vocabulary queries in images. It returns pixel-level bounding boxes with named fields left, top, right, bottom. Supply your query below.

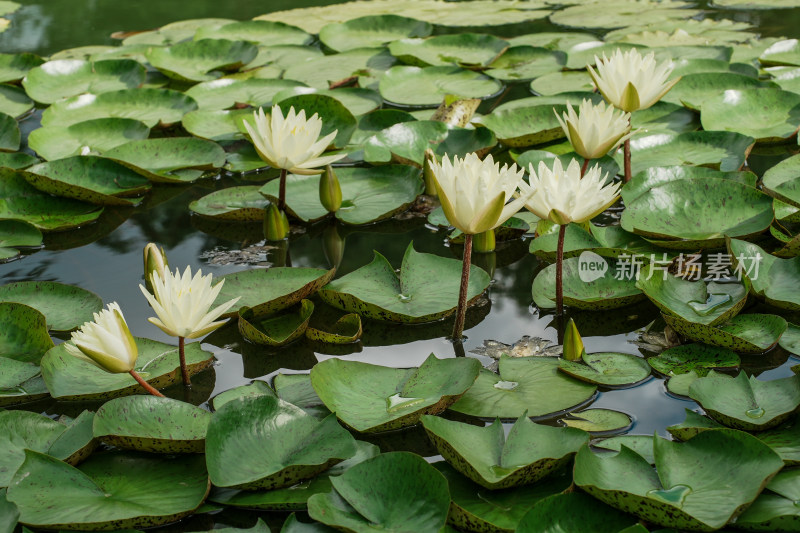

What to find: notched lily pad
left=559, top=409, right=633, bottom=435
left=379, top=65, right=503, bottom=107
left=146, top=39, right=258, bottom=82
left=238, top=299, right=314, bottom=347
left=103, top=137, right=226, bottom=183
left=648, top=344, right=740, bottom=377
left=22, top=59, right=146, bottom=104
left=27, top=118, right=150, bottom=161
left=663, top=313, right=787, bottom=354
left=306, top=313, right=362, bottom=344
left=190, top=186, right=267, bottom=221
left=0, top=302, right=53, bottom=363
left=0, top=280, right=102, bottom=332
left=559, top=351, right=651, bottom=387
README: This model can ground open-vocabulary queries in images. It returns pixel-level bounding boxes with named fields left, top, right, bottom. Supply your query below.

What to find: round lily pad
left=307, top=451, right=450, bottom=533
left=473, top=104, right=565, bottom=148
left=450, top=356, right=597, bottom=419
left=0, top=152, right=37, bottom=170
left=379, top=65, right=503, bottom=107
left=213, top=267, right=335, bottom=318
left=485, top=45, right=566, bottom=82
left=210, top=380, right=276, bottom=411
left=389, top=33, right=508, bottom=69
left=92, top=395, right=211, bottom=453
left=0, top=52, right=44, bottom=83
left=574, top=429, right=785, bottom=531
left=238, top=300, right=314, bottom=347
left=559, top=409, right=632, bottom=434
left=319, top=15, right=432, bottom=52
left=0, top=219, right=41, bottom=261
left=779, top=322, right=800, bottom=356
left=7, top=450, right=210, bottom=530
left=621, top=178, right=773, bottom=246
left=700, top=88, right=800, bottom=143
left=632, top=101, right=700, bottom=135
left=728, top=238, right=800, bottom=311
left=760, top=39, right=800, bottom=67
left=648, top=344, right=740, bottom=377
left=666, top=408, right=726, bottom=441
left=0, top=111, right=18, bottom=151
left=22, top=59, right=145, bottom=104
left=306, top=313, right=362, bottom=344
left=185, top=77, right=306, bottom=110
left=762, top=152, right=800, bottom=208
left=0, top=168, right=103, bottom=231
left=666, top=370, right=702, bottom=397
left=734, top=467, right=800, bottom=531
left=206, top=395, right=358, bottom=490
left=181, top=108, right=251, bottom=142
left=41, top=337, right=215, bottom=401
left=559, top=352, right=651, bottom=387
left=755, top=423, right=800, bottom=465
left=422, top=414, right=588, bottom=489
left=194, top=20, right=312, bottom=46
left=103, top=137, right=226, bottom=183
left=623, top=165, right=757, bottom=204
left=530, top=71, right=595, bottom=95
left=189, top=186, right=268, bottom=221
left=24, top=156, right=150, bottom=206
left=0, top=356, right=48, bottom=407
left=593, top=435, right=656, bottom=464
left=533, top=256, right=645, bottom=311
left=0, top=84, right=33, bottom=118
left=310, top=354, right=481, bottom=432
left=663, top=313, right=788, bottom=354
left=549, top=1, right=700, bottom=30
left=27, top=118, right=151, bottom=161
left=517, top=491, right=640, bottom=533
left=146, top=39, right=258, bottom=82
left=689, top=371, right=800, bottom=431
left=122, top=18, right=236, bottom=46
left=663, top=72, right=776, bottom=110
left=274, top=87, right=382, bottom=117
left=0, top=280, right=102, bottom=332
left=318, top=243, right=490, bottom=324
left=41, top=88, right=198, bottom=128
left=283, top=47, right=396, bottom=90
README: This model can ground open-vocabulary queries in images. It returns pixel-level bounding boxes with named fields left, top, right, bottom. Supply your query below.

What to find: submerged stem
left=452, top=233, right=473, bottom=341
left=179, top=336, right=190, bottom=387
left=556, top=224, right=567, bottom=316
left=129, top=370, right=165, bottom=397
left=278, top=168, right=288, bottom=211
left=623, top=131, right=631, bottom=183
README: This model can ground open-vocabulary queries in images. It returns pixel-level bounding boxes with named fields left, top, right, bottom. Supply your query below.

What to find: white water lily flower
left=555, top=99, right=633, bottom=160
left=523, top=158, right=621, bottom=225
left=243, top=105, right=347, bottom=175
left=65, top=302, right=138, bottom=373
left=139, top=266, right=240, bottom=339
left=588, top=48, right=680, bottom=112
left=429, top=153, right=535, bottom=235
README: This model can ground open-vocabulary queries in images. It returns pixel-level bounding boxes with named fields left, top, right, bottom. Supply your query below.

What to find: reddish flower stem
left=179, top=336, right=191, bottom=387
left=452, top=234, right=473, bottom=341
left=129, top=370, right=164, bottom=397
left=581, top=158, right=590, bottom=178
left=556, top=224, right=567, bottom=316
left=278, top=168, right=287, bottom=211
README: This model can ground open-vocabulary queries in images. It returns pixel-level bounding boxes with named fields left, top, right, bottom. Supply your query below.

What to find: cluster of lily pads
left=2, top=0, right=800, bottom=530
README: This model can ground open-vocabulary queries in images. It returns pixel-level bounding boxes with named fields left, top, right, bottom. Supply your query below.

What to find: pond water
left=3, top=0, right=800, bottom=528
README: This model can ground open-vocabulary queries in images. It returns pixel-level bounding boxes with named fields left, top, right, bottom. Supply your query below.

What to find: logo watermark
left=578, top=251, right=608, bottom=282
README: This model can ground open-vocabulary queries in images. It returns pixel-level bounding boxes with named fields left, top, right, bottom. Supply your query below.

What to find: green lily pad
left=663, top=313, right=787, bottom=354
left=729, top=238, right=800, bottom=311
left=0, top=53, right=44, bottom=83
left=529, top=71, right=595, bottom=95
left=41, top=337, right=215, bottom=401
left=7, top=450, right=210, bottom=530
left=689, top=371, right=800, bottom=431
left=213, top=267, right=335, bottom=318
left=194, top=20, right=312, bottom=46
left=182, top=108, right=251, bottom=142
left=92, top=395, right=211, bottom=453
left=632, top=101, right=700, bottom=135
left=283, top=47, right=396, bottom=90
left=46, top=411, right=97, bottom=466
left=209, top=440, right=379, bottom=511
left=0, top=280, right=102, bottom=332
left=0, top=219, right=41, bottom=261
left=666, top=408, right=726, bottom=441
left=422, top=414, right=588, bottom=489
left=388, top=33, right=508, bottom=68
left=41, top=88, right=198, bottom=128
left=306, top=313, right=362, bottom=344
left=450, top=356, right=597, bottom=419
left=0, top=84, right=33, bottom=118
left=184, top=78, right=305, bottom=110
left=574, top=429, right=785, bottom=531
left=310, top=354, right=480, bottom=432
left=0, top=168, right=103, bottom=231
left=779, top=322, right=800, bottom=356
left=0, top=303, right=52, bottom=363
left=0, top=356, right=48, bottom=407
left=593, top=435, right=656, bottom=464
left=319, top=15, right=432, bottom=52
left=275, top=373, right=331, bottom=419
left=21, top=59, right=145, bottom=104
left=122, top=18, right=235, bottom=45
left=379, top=65, right=502, bottom=107
left=699, top=88, right=800, bottom=143
left=473, top=104, right=565, bottom=148
left=755, top=423, right=800, bottom=465
left=648, top=344, right=740, bottom=377
left=549, top=1, right=700, bottom=30
left=762, top=152, right=800, bottom=208
left=559, top=352, right=651, bottom=387
left=664, top=72, right=775, bottom=110
left=0, top=114, right=17, bottom=155
left=436, top=461, right=572, bottom=533
left=307, top=451, right=450, bottom=533
left=516, top=491, right=640, bottom=533
left=146, top=39, right=257, bottom=82
left=533, top=256, right=645, bottom=311
left=0, top=152, right=38, bottom=170
left=211, top=380, right=276, bottom=411
left=715, top=0, right=798, bottom=7
left=274, top=87, right=382, bottom=117
left=559, top=409, right=633, bottom=434
left=274, top=93, right=357, bottom=148
left=509, top=31, right=597, bottom=51
left=103, top=137, right=226, bottom=183
left=619, top=131, right=755, bottom=176
left=623, top=165, right=757, bottom=204
left=243, top=43, right=323, bottom=71
left=189, top=186, right=267, bottom=221
left=239, top=300, right=314, bottom=347
left=27, top=118, right=151, bottom=161
left=621, top=178, right=772, bottom=246
left=23, top=156, right=150, bottom=206
left=760, top=39, right=800, bottom=67
left=735, top=467, right=800, bottom=530
left=485, top=45, right=566, bottom=82
left=363, top=120, right=495, bottom=165
left=667, top=370, right=703, bottom=397
left=206, top=395, right=357, bottom=490
left=0, top=410, right=95, bottom=487
left=669, top=58, right=759, bottom=78
left=563, top=41, right=644, bottom=70
left=318, top=243, right=490, bottom=323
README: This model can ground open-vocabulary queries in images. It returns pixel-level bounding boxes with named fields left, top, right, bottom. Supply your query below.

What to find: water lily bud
left=473, top=229, right=496, bottom=253
left=143, top=243, right=168, bottom=293
left=264, top=203, right=289, bottom=241
left=423, top=149, right=438, bottom=197
left=563, top=318, right=586, bottom=361
left=320, top=164, right=342, bottom=213
left=64, top=302, right=138, bottom=373
left=322, top=224, right=345, bottom=270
